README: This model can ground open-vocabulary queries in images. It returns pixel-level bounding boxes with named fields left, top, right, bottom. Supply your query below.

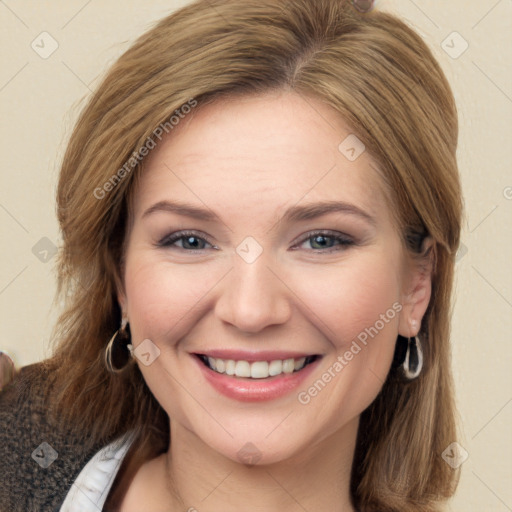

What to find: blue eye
left=158, top=231, right=214, bottom=250
left=157, top=230, right=354, bottom=253
left=296, top=231, right=354, bottom=252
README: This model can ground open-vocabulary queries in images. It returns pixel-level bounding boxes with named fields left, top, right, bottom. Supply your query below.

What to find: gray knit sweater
left=0, top=363, right=106, bottom=512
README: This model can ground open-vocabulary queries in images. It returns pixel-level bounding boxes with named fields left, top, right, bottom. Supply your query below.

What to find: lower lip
left=193, top=355, right=320, bottom=402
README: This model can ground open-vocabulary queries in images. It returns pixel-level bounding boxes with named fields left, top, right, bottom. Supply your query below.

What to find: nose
left=214, top=255, right=292, bottom=334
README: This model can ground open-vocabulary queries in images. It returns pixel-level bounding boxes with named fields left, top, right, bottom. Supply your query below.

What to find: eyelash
left=157, top=229, right=355, bottom=253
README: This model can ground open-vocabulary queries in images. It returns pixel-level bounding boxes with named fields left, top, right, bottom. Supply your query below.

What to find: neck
left=161, top=418, right=359, bottom=512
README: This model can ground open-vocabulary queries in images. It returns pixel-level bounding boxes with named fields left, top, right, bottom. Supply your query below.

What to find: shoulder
left=0, top=361, right=104, bottom=512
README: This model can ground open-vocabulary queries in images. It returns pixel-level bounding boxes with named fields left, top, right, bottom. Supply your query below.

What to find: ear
left=117, top=291, right=127, bottom=318
left=398, top=237, right=435, bottom=337
left=113, top=268, right=128, bottom=319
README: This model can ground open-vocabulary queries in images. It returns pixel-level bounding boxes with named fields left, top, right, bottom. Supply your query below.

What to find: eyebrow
left=142, top=199, right=376, bottom=227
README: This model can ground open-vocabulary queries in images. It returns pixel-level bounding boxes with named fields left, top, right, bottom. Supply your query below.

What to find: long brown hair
left=45, top=0, right=463, bottom=509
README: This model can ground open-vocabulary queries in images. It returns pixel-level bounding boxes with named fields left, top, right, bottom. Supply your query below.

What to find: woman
left=0, top=0, right=463, bottom=510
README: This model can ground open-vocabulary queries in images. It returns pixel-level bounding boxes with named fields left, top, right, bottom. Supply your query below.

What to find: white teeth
left=204, top=356, right=311, bottom=378
left=268, top=360, right=282, bottom=376
left=294, top=357, right=306, bottom=370
left=235, top=360, right=251, bottom=378
left=282, top=358, right=295, bottom=374
left=250, top=361, right=269, bottom=379
left=215, top=359, right=226, bottom=373
left=225, top=359, right=236, bottom=375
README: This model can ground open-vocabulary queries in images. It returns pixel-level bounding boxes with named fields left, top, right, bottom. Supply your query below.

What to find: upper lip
left=193, top=350, right=319, bottom=362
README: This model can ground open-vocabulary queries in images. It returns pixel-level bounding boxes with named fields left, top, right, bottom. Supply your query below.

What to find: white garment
left=59, top=431, right=135, bottom=512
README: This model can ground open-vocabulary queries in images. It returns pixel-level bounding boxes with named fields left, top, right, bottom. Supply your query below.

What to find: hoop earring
left=105, top=319, right=134, bottom=373
left=392, top=334, right=423, bottom=380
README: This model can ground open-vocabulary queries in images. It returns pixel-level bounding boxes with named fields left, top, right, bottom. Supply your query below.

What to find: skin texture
left=117, top=91, right=432, bottom=511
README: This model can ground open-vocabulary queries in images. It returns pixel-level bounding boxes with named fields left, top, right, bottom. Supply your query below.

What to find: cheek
left=123, top=253, right=218, bottom=344
left=292, top=249, right=402, bottom=344
left=292, top=249, right=402, bottom=401
left=288, top=254, right=403, bottom=435
left=122, top=254, right=219, bottom=431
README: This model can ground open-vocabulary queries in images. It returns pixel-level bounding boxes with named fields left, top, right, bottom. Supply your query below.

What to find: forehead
left=133, top=92, right=389, bottom=224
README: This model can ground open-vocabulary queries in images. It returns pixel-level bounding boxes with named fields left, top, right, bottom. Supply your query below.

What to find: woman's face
left=120, top=92, right=429, bottom=465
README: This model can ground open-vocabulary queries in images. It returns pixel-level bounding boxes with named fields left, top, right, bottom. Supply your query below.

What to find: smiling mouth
left=195, top=354, right=320, bottom=379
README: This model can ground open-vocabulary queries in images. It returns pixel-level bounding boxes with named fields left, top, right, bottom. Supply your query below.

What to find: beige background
left=1, top=1, right=511, bottom=510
